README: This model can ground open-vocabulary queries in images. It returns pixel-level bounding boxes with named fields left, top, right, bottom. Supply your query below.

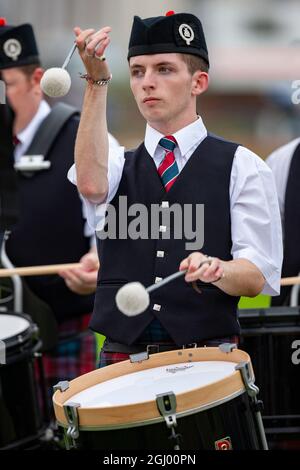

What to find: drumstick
left=0, top=263, right=81, bottom=277
left=116, top=271, right=300, bottom=317
left=280, top=276, right=300, bottom=286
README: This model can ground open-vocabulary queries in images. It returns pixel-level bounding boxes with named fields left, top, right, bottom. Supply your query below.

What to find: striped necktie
left=158, top=135, right=179, bottom=191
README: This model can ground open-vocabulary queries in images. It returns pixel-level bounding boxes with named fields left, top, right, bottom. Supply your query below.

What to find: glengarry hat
left=128, top=11, right=209, bottom=65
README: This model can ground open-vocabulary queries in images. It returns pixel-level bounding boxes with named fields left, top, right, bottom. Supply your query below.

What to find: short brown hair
left=181, top=54, right=209, bottom=75
left=18, top=63, right=41, bottom=78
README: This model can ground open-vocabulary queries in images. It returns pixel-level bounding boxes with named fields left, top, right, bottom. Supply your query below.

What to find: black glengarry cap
left=0, top=20, right=40, bottom=70
left=128, top=11, right=209, bottom=66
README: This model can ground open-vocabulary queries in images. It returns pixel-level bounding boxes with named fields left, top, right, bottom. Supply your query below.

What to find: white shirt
left=14, top=100, right=51, bottom=163
left=14, top=100, right=119, bottom=242
left=68, top=117, right=283, bottom=295
left=266, top=137, right=300, bottom=224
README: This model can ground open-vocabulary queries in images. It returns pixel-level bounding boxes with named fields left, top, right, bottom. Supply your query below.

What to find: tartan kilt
left=41, top=313, right=96, bottom=410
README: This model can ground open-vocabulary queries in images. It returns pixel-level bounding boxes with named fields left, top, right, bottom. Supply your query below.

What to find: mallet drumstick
left=40, top=43, right=77, bottom=97
left=116, top=270, right=300, bottom=317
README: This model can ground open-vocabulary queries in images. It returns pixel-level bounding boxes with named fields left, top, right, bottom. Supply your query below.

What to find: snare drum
left=53, top=347, right=267, bottom=450
left=0, top=312, right=45, bottom=449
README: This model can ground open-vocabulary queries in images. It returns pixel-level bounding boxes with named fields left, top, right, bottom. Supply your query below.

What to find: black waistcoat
left=6, top=116, right=94, bottom=321
left=91, top=134, right=240, bottom=345
left=272, top=142, right=300, bottom=306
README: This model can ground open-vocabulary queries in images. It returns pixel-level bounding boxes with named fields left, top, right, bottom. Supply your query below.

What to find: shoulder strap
left=25, top=102, right=80, bottom=157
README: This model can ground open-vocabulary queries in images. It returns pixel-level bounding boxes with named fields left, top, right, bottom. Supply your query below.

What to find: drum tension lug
left=156, top=391, right=177, bottom=428
left=63, top=402, right=80, bottom=449
left=53, top=380, right=70, bottom=393
left=219, top=343, right=237, bottom=353
left=235, top=361, right=259, bottom=398
left=156, top=392, right=181, bottom=450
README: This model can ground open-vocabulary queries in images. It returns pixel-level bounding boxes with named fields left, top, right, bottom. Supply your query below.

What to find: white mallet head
left=40, top=68, right=71, bottom=98
left=116, top=282, right=150, bottom=316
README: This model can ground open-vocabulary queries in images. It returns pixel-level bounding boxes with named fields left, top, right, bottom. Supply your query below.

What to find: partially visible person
left=0, top=103, right=18, bottom=249
left=0, top=19, right=119, bottom=404
left=266, top=138, right=300, bottom=305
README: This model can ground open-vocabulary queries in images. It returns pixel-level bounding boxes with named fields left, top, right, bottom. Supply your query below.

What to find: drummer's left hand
left=179, top=252, right=224, bottom=283
left=59, top=251, right=99, bottom=295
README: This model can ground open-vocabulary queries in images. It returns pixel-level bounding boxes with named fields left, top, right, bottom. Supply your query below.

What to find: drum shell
left=59, top=391, right=261, bottom=450
left=0, top=312, right=44, bottom=449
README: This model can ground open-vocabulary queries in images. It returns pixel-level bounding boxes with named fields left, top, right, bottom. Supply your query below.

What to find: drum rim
left=53, top=347, right=251, bottom=429
left=0, top=311, right=35, bottom=350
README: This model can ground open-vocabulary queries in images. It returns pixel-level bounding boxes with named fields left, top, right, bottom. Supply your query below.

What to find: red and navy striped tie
left=158, top=135, right=179, bottom=191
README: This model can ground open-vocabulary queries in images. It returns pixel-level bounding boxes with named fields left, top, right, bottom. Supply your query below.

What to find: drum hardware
left=53, top=380, right=70, bottom=393
left=129, top=344, right=171, bottom=363
left=156, top=392, right=181, bottom=450
left=182, top=343, right=197, bottom=349
left=53, top=348, right=266, bottom=450
left=129, top=351, right=149, bottom=363
left=235, top=361, right=268, bottom=450
left=219, top=343, right=237, bottom=353
left=63, top=402, right=80, bottom=450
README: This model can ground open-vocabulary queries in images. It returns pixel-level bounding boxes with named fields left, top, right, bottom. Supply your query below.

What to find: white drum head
left=66, top=360, right=237, bottom=408
left=0, top=314, right=30, bottom=341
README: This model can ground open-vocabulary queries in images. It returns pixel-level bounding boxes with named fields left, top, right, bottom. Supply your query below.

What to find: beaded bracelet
left=79, top=73, right=112, bottom=86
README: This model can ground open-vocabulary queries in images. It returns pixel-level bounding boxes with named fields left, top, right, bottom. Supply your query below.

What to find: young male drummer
left=70, top=11, right=283, bottom=367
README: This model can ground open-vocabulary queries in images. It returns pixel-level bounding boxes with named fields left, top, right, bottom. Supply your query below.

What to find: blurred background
left=2, top=0, right=300, bottom=157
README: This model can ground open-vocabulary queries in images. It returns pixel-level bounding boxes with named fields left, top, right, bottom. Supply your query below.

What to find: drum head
left=67, top=360, right=238, bottom=408
left=0, top=313, right=32, bottom=347
left=54, top=348, right=252, bottom=429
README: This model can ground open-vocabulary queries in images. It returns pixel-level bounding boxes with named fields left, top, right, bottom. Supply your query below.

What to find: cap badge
left=178, top=24, right=194, bottom=45
left=3, top=38, right=22, bottom=61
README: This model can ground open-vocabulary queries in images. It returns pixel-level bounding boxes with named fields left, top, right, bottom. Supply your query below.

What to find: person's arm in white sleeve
left=229, top=146, right=283, bottom=296
left=265, top=137, right=300, bottom=223
left=180, top=147, right=283, bottom=297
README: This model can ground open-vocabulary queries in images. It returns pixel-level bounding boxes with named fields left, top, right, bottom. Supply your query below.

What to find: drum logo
left=215, top=437, right=232, bottom=450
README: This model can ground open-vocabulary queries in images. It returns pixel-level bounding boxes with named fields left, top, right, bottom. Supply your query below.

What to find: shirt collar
left=16, top=100, right=51, bottom=147
left=144, top=116, right=207, bottom=157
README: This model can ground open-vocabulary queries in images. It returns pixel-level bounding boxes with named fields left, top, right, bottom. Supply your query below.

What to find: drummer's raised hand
left=74, top=26, right=111, bottom=80
left=179, top=252, right=224, bottom=284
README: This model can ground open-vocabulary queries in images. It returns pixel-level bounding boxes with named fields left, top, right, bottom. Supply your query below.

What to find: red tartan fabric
left=41, top=313, right=96, bottom=410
